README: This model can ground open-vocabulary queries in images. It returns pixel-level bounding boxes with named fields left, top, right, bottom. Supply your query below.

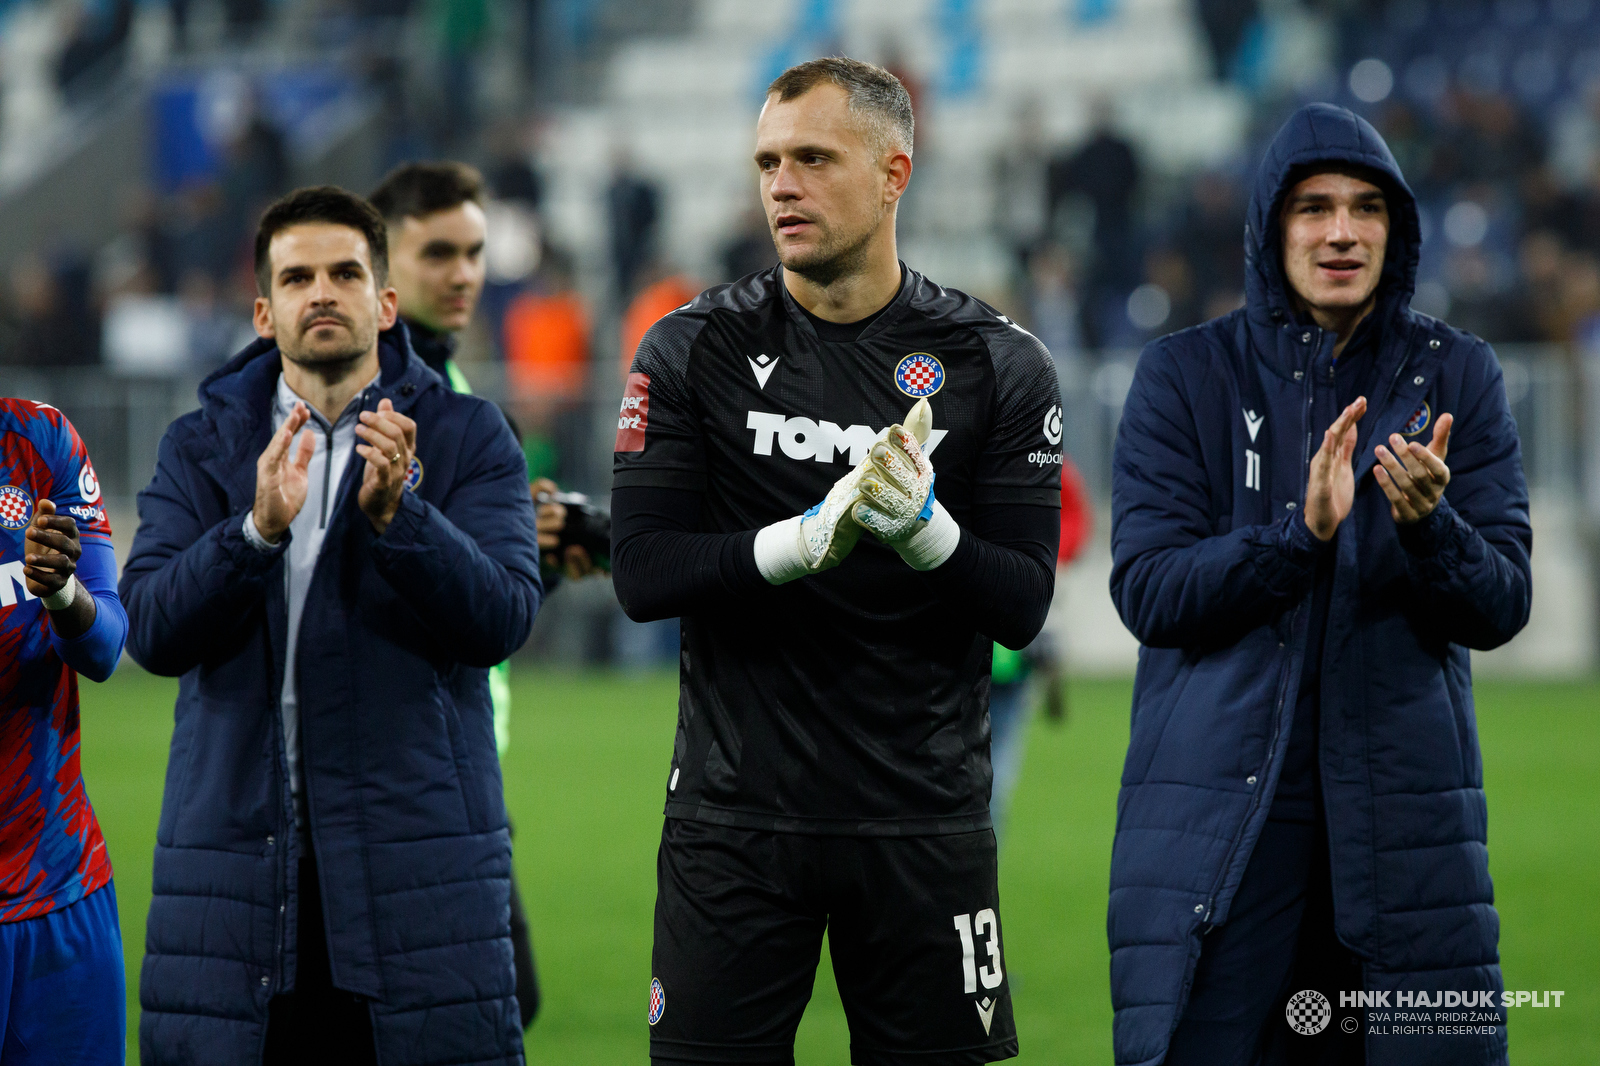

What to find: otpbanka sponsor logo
left=1297, top=989, right=1564, bottom=1038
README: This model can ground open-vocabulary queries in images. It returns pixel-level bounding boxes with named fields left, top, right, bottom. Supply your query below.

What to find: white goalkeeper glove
left=852, top=398, right=960, bottom=570
left=753, top=457, right=868, bottom=584
left=797, top=459, right=869, bottom=571
left=752, top=399, right=961, bottom=583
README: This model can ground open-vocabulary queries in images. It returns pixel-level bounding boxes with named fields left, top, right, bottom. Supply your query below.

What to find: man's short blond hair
left=767, top=56, right=915, bottom=159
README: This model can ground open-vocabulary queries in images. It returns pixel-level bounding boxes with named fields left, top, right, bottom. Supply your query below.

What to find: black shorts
left=648, top=818, right=1018, bottom=1066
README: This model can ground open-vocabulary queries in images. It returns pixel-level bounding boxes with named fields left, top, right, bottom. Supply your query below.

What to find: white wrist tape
left=893, top=499, right=961, bottom=571
left=41, top=574, right=80, bottom=611
left=754, top=515, right=810, bottom=585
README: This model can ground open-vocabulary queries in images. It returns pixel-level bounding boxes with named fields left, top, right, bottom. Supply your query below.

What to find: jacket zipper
left=318, top=419, right=334, bottom=529
left=1301, top=334, right=1319, bottom=471
left=1199, top=328, right=1321, bottom=925
left=1200, top=600, right=1302, bottom=926
left=289, top=396, right=367, bottom=992
left=1199, top=336, right=1420, bottom=926
left=269, top=389, right=373, bottom=1004
left=270, top=408, right=334, bottom=998
left=267, top=581, right=289, bottom=1006
left=1375, top=348, right=1412, bottom=432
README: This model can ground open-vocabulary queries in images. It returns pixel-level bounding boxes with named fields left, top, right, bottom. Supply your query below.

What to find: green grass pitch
left=81, top=667, right=1598, bottom=1063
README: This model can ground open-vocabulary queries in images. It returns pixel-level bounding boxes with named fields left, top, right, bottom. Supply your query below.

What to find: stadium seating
left=542, top=0, right=1248, bottom=296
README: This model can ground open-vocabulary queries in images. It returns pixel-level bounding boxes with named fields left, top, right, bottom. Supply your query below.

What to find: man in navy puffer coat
left=120, top=187, right=542, bottom=1064
left=1108, top=104, right=1530, bottom=1065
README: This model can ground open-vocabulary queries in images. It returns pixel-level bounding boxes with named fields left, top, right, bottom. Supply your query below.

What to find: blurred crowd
left=993, top=83, right=1600, bottom=371
left=1381, top=84, right=1600, bottom=355
left=0, top=0, right=669, bottom=387
left=6, top=0, right=1600, bottom=384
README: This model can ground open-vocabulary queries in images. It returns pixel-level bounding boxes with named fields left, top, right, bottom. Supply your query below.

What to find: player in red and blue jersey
left=0, top=396, right=129, bottom=1062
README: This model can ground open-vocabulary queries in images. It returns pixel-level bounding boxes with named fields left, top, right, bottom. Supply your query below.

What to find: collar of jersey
left=778, top=261, right=914, bottom=343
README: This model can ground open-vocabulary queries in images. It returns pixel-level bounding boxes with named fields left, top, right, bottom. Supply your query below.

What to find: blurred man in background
left=606, top=153, right=661, bottom=301
left=121, top=186, right=542, bottom=1063
left=369, top=162, right=486, bottom=395
left=612, top=57, right=1061, bottom=1063
left=372, top=159, right=604, bottom=1032
left=1048, top=101, right=1141, bottom=346
left=0, top=398, right=128, bottom=1061
left=1109, top=103, right=1531, bottom=1066
left=370, top=161, right=599, bottom=580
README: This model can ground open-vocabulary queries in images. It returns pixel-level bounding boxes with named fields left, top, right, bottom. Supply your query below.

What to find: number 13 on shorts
left=953, top=909, right=1004, bottom=993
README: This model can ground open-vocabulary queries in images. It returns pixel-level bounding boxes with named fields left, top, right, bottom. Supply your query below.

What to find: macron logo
left=747, top=354, right=778, bottom=389
left=1243, top=409, right=1264, bottom=442
left=993, top=313, right=1036, bottom=339
left=975, top=997, right=996, bottom=1034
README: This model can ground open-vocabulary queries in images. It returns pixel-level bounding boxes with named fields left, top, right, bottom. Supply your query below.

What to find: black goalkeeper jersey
left=613, top=265, right=1062, bottom=836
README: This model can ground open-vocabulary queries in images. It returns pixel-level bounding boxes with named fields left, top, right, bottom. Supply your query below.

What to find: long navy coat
left=1107, top=104, right=1530, bottom=1066
left=120, top=326, right=542, bottom=1065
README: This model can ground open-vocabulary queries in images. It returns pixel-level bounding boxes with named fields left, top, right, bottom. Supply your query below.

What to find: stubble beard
left=1306, top=271, right=1381, bottom=317
left=279, top=317, right=376, bottom=383
left=1286, top=265, right=1382, bottom=337
left=774, top=207, right=885, bottom=288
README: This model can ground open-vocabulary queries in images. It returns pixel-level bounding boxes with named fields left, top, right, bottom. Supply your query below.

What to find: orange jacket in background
left=503, top=290, right=590, bottom=400
left=620, top=275, right=701, bottom=379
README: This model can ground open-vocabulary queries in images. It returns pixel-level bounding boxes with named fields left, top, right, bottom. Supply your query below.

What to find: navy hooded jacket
left=119, top=325, right=542, bottom=1064
left=1107, top=104, right=1530, bottom=1066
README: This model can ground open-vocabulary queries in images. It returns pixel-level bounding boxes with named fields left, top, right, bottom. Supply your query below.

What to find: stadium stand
left=0, top=0, right=1592, bottom=672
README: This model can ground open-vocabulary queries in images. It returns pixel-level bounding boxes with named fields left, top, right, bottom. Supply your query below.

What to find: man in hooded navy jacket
left=120, top=187, right=542, bottom=1064
left=1108, top=104, right=1530, bottom=1066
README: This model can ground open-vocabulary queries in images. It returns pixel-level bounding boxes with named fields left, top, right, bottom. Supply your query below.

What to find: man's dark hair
left=254, top=185, right=390, bottom=295
left=767, top=57, right=914, bottom=158
left=369, top=161, right=485, bottom=227
left=1277, top=161, right=1393, bottom=215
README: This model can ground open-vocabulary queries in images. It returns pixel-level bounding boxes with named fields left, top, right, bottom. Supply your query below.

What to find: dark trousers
left=264, top=851, right=377, bottom=1065
left=1163, top=817, right=1366, bottom=1066
left=509, top=862, right=541, bottom=1028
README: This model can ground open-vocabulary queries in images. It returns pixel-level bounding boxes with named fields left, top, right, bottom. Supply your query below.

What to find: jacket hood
left=196, top=319, right=441, bottom=413
left=1245, top=103, right=1421, bottom=332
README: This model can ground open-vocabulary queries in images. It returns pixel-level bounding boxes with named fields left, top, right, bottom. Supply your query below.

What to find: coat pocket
left=439, top=671, right=502, bottom=834
left=156, top=699, right=197, bottom=847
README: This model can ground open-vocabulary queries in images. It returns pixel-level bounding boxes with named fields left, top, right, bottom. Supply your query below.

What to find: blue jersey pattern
left=0, top=398, right=114, bottom=922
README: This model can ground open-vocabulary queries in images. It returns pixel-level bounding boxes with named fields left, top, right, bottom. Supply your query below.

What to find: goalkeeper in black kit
left=612, top=58, right=1062, bottom=1066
